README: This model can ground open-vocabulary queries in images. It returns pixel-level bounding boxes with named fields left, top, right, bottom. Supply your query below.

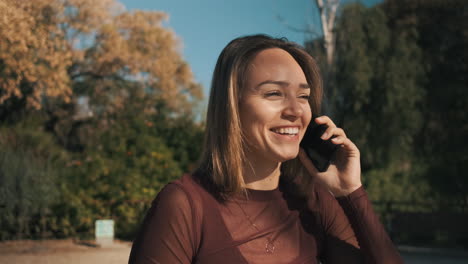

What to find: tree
left=1, top=0, right=204, bottom=156
left=383, top=0, right=468, bottom=204
left=0, top=0, right=206, bottom=240
left=0, top=0, right=202, bottom=116
left=307, top=0, right=468, bottom=205
left=307, top=2, right=429, bottom=203
left=0, top=0, right=72, bottom=110
left=316, top=0, right=340, bottom=67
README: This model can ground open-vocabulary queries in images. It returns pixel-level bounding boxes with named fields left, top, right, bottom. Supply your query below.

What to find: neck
left=242, top=152, right=281, bottom=190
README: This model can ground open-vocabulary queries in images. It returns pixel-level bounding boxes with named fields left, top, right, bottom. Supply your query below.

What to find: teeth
left=272, top=127, right=299, bottom=135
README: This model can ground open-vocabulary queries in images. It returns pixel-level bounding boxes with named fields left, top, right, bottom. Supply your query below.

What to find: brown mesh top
left=129, top=174, right=402, bottom=264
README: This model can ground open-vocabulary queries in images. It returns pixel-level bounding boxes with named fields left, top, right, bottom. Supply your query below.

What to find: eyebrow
left=256, top=80, right=310, bottom=89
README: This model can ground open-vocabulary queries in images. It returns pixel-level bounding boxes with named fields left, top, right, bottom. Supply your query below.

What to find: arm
left=128, top=184, right=199, bottom=264
left=307, top=183, right=363, bottom=263
left=300, top=116, right=402, bottom=263
left=312, top=184, right=402, bottom=264
left=336, top=186, right=402, bottom=264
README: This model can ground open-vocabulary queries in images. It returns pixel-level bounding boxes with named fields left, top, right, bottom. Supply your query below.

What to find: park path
left=0, top=239, right=131, bottom=264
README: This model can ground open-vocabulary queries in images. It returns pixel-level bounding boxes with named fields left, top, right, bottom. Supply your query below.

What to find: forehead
left=244, top=48, right=307, bottom=88
left=250, top=48, right=295, bottom=63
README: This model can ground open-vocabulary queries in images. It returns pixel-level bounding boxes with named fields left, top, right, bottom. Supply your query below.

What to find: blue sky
left=119, top=0, right=380, bottom=100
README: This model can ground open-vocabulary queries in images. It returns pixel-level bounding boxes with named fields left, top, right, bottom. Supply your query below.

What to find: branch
left=276, top=15, right=321, bottom=39
left=70, top=71, right=105, bottom=81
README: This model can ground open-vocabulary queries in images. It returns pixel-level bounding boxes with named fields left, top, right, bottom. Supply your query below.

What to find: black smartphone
left=300, top=117, right=339, bottom=172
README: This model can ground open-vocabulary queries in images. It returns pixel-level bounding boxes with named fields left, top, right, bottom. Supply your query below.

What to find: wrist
left=332, top=183, right=362, bottom=197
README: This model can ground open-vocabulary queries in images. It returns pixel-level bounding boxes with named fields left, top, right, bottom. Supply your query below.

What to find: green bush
left=49, top=113, right=187, bottom=239
left=0, top=106, right=204, bottom=241
left=0, top=120, right=67, bottom=240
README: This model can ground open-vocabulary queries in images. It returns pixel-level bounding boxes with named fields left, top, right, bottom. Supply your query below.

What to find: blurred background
left=0, top=0, right=467, bottom=263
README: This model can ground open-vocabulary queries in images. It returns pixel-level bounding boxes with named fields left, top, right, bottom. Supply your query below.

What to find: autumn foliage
left=0, top=0, right=202, bottom=111
left=0, top=0, right=204, bottom=240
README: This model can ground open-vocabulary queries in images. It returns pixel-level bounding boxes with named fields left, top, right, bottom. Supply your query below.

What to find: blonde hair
left=193, top=35, right=323, bottom=198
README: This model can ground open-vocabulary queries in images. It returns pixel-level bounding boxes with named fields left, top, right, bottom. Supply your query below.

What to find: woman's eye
left=299, top=95, right=310, bottom=100
left=264, top=91, right=282, bottom=97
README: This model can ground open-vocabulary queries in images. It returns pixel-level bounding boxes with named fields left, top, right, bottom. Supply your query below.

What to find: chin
left=274, top=149, right=300, bottom=162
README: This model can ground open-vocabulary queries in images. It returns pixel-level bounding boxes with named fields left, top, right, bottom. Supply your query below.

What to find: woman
left=129, top=35, right=403, bottom=263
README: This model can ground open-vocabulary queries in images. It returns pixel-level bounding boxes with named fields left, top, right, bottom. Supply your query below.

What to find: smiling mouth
left=270, top=127, right=299, bottom=136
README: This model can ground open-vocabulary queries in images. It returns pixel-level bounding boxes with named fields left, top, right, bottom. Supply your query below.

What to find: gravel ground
left=0, top=239, right=132, bottom=264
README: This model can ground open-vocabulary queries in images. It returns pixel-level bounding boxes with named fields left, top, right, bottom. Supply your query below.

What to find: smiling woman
left=128, top=35, right=403, bottom=264
left=239, top=48, right=312, bottom=190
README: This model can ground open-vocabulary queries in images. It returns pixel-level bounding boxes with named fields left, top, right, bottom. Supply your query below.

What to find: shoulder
left=155, top=174, right=205, bottom=214
left=170, top=173, right=207, bottom=203
left=149, top=174, right=204, bottom=243
left=131, top=175, right=205, bottom=262
left=148, top=181, right=192, bottom=223
left=165, top=173, right=211, bottom=220
left=173, top=173, right=203, bottom=191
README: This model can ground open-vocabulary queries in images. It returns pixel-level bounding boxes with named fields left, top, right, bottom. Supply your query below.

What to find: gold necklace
left=233, top=199, right=276, bottom=254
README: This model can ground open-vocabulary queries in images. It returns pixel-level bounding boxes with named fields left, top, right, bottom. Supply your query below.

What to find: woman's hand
left=298, top=116, right=362, bottom=197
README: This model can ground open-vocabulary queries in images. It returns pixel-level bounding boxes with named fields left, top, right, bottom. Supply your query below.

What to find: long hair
left=192, top=34, right=323, bottom=198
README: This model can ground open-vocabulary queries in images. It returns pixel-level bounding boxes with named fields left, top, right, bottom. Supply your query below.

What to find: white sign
left=95, top=219, right=114, bottom=239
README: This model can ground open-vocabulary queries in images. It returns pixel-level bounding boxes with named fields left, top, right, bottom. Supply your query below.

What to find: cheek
left=302, top=101, right=312, bottom=117
left=240, top=104, right=276, bottom=135
left=304, top=104, right=312, bottom=122
left=241, top=98, right=277, bottom=118
left=300, top=104, right=312, bottom=135
left=243, top=113, right=270, bottom=134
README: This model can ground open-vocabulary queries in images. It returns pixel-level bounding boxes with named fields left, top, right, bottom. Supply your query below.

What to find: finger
left=340, top=138, right=360, bottom=157
left=334, top=127, right=347, bottom=138
left=315, top=115, right=336, bottom=128
left=331, top=135, right=346, bottom=145
left=315, top=116, right=338, bottom=140
left=322, top=127, right=347, bottom=140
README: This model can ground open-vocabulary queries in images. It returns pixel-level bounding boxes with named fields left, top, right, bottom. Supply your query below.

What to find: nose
left=282, top=97, right=304, bottom=120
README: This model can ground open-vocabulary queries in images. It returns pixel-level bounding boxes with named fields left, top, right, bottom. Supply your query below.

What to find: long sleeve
left=309, top=184, right=402, bottom=263
left=128, top=183, right=199, bottom=264
left=308, top=183, right=363, bottom=263
left=336, top=186, right=403, bottom=264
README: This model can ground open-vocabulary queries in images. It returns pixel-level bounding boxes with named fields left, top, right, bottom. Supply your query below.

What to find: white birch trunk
left=315, top=0, right=340, bottom=66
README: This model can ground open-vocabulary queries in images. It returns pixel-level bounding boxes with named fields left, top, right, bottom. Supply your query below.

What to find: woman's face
left=239, top=48, right=312, bottom=163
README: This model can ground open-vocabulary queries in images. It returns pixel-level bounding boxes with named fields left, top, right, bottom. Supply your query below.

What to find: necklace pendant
left=265, top=240, right=275, bottom=254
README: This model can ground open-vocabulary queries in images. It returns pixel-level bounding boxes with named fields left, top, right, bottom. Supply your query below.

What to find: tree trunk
left=315, top=0, right=339, bottom=67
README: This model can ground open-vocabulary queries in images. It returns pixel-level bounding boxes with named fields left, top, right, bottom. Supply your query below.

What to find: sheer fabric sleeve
left=311, top=184, right=402, bottom=264
left=336, top=186, right=403, bottom=264
left=128, top=183, right=199, bottom=264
